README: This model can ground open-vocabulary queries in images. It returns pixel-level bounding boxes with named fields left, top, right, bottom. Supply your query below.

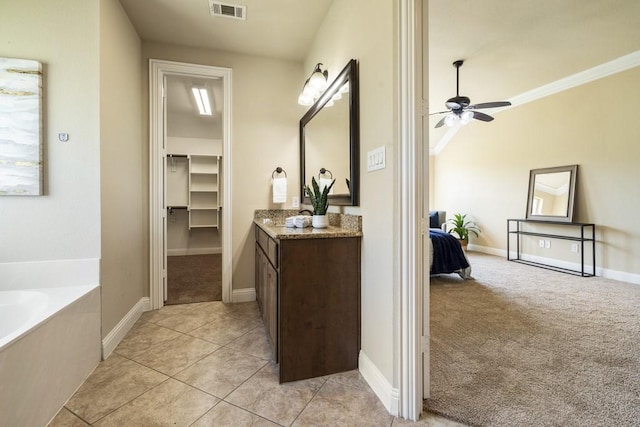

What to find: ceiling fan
left=431, top=60, right=511, bottom=128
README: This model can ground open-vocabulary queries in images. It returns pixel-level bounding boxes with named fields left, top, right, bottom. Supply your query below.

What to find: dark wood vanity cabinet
left=254, top=224, right=361, bottom=383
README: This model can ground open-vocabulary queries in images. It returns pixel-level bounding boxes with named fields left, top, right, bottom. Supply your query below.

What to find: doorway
left=149, top=60, right=232, bottom=310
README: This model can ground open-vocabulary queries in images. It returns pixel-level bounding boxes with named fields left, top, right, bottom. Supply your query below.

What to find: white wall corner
left=232, top=287, right=256, bottom=303
left=359, top=351, right=399, bottom=416
left=102, top=297, right=150, bottom=359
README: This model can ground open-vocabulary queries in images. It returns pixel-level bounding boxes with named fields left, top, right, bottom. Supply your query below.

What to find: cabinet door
left=255, top=246, right=263, bottom=314
left=266, top=261, right=278, bottom=359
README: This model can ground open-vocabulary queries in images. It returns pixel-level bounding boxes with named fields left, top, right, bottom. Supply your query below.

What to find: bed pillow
left=429, top=211, right=440, bottom=229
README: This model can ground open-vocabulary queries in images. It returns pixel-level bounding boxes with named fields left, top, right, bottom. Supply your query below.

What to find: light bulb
left=308, top=65, right=327, bottom=91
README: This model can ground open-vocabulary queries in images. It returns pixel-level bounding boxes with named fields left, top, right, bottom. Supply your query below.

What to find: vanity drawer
left=267, top=238, right=279, bottom=268
left=255, top=225, right=278, bottom=268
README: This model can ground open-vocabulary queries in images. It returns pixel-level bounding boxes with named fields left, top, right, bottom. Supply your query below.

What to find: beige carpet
left=425, top=252, right=640, bottom=427
left=166, top=254, right=221, bottom=305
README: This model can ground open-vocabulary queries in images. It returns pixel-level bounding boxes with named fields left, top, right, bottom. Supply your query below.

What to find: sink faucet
left=298, top=209, right=313, bottom=216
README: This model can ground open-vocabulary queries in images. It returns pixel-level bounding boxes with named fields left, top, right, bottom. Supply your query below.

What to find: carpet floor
left=425, top=252, right=640, bottom=427
left=166, top=254, right=221, bottom=305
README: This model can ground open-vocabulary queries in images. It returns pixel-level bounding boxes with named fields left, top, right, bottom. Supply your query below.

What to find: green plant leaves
left=304, top=177, right=335, bottom=215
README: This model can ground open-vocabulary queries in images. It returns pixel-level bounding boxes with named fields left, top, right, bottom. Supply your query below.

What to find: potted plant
left=446, top=213, right=480, bottom=250
left=303, top=176, right=335, bottom=228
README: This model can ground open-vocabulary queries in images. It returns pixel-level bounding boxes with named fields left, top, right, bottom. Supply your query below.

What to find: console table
left=507, top=219, right=596, bottom=277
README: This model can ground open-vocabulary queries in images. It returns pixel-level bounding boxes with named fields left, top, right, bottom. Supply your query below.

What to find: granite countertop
left=254, top=219, right=362, bottom=240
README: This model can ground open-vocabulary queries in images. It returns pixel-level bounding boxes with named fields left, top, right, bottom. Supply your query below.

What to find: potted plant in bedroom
left=304, top=176, right=335, bottom=229
left=446, top=213, right=480, bottom=250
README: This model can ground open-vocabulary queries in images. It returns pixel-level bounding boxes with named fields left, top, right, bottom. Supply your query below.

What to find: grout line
left=288, top=375, right=329, bottom=426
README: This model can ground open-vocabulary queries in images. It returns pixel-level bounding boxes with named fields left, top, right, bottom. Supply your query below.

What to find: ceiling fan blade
left=473, top=111, right=494, bottom=122
left=429, top=110, right=451, bottom=116
left=468, top=101, right=512, bottom=110
left=435, top=117, right=447, bottom=128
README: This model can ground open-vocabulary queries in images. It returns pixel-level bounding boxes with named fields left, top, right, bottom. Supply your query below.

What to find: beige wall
left=99, top=0, right=146, bottom=337
left=141, top=43, right=303, bottom=291
left=433, top=67, right=640, bottom=276
left=303, top=0, right=396, bottom=383
left=0, top=0, right=100, bottom=264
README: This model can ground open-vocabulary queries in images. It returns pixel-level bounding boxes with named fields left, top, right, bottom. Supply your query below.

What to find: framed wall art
left=0, top=57, right=43, bottom=196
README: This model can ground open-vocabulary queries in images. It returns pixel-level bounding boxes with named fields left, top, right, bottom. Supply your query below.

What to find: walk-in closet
left=165, top=74, right=223, bottom=304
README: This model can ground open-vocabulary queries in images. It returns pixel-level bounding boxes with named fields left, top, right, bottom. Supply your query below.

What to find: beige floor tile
left=140, top=303, right=193, bottom=324
left=325, top=369, right=370, bottom=391
left=225, top=323, right=273, bottom=360
left=130, top=334, right=219, bottom=376
left=113, top=321, right=183, bottom=359
left=226, top=362, right=325, bottom=426
left=65, top=353, right=168, bottom=424
left=93, top=378, right=218, bottom=427
left=47, top=408, right=88, bottom=427
left=175, top=347, right=267, bottom=398
left=392, top=412, right=469, bottom=426
left=154, top=308, right=219, bottom=333
left=192, top=401, right=280, bottom=427
left=188, top=313, right=261, bottom=345
left=292, top=380, right=393, bottom=427
left=228, top=301, right=262, bottom=321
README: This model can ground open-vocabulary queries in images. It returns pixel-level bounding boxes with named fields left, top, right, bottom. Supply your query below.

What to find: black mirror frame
left=300, top=59, right=359, bottom=206
left=525, top=164, right=578, bottom=222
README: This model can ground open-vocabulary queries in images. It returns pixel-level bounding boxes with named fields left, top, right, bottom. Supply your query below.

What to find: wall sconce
left=297, top=63, right=328, bottom=106
left=192, top=86, right=212, bottom=115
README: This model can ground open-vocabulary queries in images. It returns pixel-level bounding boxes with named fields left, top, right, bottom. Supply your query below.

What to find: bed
left=428, top=211, right=472, bottom=279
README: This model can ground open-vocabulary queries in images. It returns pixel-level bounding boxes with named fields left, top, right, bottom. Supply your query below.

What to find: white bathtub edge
left=102, top=296, right=151, bottom=359
left=0, top=258, right=100, bottom=290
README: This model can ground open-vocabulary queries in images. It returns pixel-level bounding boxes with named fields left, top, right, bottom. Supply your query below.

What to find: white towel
left=272, top=177, right=287, bottom=203
left=319, top=177, right=334, bottom=195
left=293, top=216, right=312, bottom=228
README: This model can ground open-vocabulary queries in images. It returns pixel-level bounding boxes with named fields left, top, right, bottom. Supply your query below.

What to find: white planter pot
left=312, top=215, right=329, bottom=229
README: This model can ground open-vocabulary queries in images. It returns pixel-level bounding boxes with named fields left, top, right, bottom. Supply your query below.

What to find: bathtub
left=0, top=283, right=101, bottom=427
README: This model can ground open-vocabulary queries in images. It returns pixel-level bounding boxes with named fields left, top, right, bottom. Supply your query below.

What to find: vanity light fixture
left=192, top=86, right=212, bottom=115
left=297, top=63, right=328, bottom=106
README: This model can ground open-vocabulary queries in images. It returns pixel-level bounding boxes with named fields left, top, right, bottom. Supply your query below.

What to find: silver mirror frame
left=526, top=165, right=578, bottom=222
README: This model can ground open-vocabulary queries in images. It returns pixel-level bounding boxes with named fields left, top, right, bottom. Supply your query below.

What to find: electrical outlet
left=292, top=196, right=300, bottom=208
left=545, top=240, right=551, bottom=249
left=571, top=243, right=579, bottom=253
left=539, top=239, right=545, bottom=248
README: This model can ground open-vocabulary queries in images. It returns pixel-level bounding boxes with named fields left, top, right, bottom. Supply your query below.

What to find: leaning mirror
left=526, top=165, right=578, bottom=222
left=300, top=59, right=359, bottom=206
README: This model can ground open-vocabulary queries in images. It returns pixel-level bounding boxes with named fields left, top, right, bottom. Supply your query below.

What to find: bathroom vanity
left=254, top=211, right=362, bottom=383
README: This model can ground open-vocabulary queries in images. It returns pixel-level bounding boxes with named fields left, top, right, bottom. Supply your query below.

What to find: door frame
left=149, top=59, right=233, bottom=309
left=396, top=0, right=426, bottom=421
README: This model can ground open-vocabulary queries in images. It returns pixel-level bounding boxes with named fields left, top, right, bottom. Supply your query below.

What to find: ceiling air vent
left=209, top=1, right=246, bottom=20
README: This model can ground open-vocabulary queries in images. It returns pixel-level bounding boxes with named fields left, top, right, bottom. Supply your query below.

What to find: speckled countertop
left=254, top=209, right=362, bottom=240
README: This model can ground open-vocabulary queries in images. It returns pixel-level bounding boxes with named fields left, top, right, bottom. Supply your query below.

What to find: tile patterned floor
left=49, top=301, right=465, bottom=426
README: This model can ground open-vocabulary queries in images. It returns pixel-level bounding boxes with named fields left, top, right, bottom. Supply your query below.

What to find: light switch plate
left=367, top=146, right=386, bottom=171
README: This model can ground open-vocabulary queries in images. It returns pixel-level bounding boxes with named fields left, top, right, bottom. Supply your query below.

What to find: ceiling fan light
left=444, top=114, right=458, bottom=127
left=460, top=110, right=474, bottom=124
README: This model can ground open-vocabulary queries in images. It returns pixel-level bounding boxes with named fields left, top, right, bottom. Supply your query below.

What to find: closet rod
left=167, top=154, right=188, bottom=158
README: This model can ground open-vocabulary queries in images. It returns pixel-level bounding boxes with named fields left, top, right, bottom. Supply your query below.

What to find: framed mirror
left=300, top=59, right=359, bottom=206
left=526, top=165, right=578, bottom=222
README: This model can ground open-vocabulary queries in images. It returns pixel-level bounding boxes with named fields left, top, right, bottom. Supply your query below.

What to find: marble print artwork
left=0, top=57, right=43, bottom=196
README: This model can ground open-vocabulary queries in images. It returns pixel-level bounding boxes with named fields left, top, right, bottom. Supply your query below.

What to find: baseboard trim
left=167, top=248, right=222, bottom=256
left=468, top=244, right=640, bottom=285
left=232, top=288, right=256, bottom=303
left=359, top=351, right=399, bottom=416
left=102, top=297, right=150, bottom=359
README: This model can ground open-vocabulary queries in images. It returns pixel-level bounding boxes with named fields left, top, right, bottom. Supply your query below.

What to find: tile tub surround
left=254, top=209, right=362, bottom=240
left=49, top=300, right=463, bottom=426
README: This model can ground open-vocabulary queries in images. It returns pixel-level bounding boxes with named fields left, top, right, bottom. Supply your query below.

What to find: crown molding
left=430, top=50, right=640, bottom=156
